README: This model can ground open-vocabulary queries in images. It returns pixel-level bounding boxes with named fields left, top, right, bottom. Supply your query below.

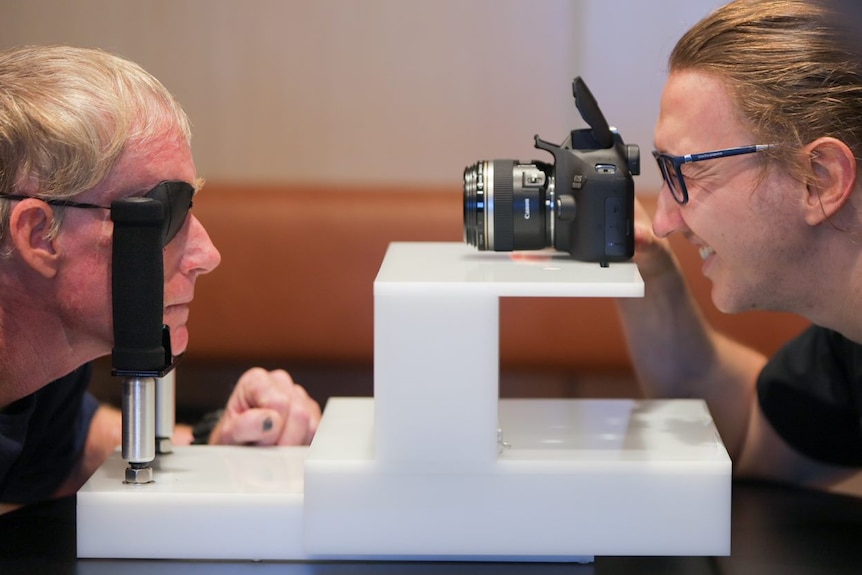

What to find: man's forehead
left=96, top=146, right=196, bottom=201
left=656, top=71, right=747, bottom=154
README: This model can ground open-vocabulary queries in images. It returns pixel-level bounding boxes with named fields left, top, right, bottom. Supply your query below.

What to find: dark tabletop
left=1, top=479, right=861, bottom=575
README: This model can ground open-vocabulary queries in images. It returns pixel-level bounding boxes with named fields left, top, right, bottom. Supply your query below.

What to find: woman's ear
left=802, top=137, right=857, bottom=226
left=8, top=199, right=60, bottom=278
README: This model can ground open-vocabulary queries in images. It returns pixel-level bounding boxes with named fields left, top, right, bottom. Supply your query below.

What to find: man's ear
left=802, top=137, right=857, bottom=226
left=8, top=199, right=60, bottom=278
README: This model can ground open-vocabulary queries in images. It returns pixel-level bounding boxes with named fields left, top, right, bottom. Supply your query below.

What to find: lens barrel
left=462, top=161, right=487, bottom=248
left=464, top=160, right=510, bottom=250
left=463, top=159, right=550, bottom=252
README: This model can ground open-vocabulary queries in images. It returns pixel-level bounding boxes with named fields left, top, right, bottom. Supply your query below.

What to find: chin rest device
left=110, top=197, right=177, bottom=484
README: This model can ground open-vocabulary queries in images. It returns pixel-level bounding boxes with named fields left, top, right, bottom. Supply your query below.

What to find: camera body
left=463, top=77, right=639, bottom=265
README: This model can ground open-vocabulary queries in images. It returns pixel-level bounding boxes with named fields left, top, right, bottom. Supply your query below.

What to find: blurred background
left=0, top=0, right=726, bottom=192
left=9, top=0, right=807, bottom=422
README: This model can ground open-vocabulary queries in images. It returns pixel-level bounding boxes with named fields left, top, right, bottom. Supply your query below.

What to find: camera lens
left=463, top=160, right=551, bottom=252
left=463, top=160, right=500, bottom=250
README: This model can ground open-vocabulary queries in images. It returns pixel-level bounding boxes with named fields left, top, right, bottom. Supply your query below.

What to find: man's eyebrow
left=193, top=177, right=206, bottom=195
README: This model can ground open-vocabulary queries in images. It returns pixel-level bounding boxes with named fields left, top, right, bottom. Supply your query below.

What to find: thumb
left=214, top=408, right=283, bottom=445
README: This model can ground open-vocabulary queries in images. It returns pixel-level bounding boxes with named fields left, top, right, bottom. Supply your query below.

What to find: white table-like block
left=77, top=446, right=307, bottom=560
left=304, top=397, right=731, bottom=559
left=79, top=242, right=731, bottom=560
left=372, top=243, right=644, bottom=471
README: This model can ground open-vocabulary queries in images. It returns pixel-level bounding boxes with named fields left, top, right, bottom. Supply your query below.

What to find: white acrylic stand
left=78, top=242, right=731, bottom=561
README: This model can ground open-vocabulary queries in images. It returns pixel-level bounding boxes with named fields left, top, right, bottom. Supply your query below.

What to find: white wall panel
left=0, top=0, right=725, bottom=191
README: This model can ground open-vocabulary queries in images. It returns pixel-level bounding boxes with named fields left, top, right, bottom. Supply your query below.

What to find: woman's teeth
left=699, top=246, right=715, bottom=260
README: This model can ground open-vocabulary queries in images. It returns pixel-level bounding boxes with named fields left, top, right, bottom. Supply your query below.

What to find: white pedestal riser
left=374, top=293, right=499, bottom=468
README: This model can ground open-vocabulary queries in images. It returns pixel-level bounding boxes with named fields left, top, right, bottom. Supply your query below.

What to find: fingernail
left=262, top=416, right=273, bottom=432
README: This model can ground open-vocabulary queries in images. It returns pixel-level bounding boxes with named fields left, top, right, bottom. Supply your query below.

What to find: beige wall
left=0, top=0, right=723, bottom=191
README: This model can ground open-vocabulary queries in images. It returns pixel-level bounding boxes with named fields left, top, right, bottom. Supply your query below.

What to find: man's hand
left=629, top=196, right=677, bottom=281
left=207, top=368, right=321, bottom=446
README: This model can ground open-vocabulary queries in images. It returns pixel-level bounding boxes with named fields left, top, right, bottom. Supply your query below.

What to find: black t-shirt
left=758, top=325, right=862, bottom=466
left=0, top=364, right=98, bottom=503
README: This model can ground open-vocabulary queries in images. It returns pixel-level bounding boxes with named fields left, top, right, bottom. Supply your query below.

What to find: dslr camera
left=463, top=77, right=639, bottom=265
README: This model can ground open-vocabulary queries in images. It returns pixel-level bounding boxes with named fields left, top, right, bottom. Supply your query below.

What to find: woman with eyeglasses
left=617, top=0, right=862, bottom=489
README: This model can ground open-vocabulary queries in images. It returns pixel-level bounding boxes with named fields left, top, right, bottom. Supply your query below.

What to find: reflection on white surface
left=498, top=399, right=727, bottom=461
left=81, top=445, right=307, bottom=494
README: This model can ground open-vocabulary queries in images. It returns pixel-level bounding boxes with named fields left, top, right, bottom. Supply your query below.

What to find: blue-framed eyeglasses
left=652, top=144, right=772, bottom=205
left=0, top=180, right=194, bottom=246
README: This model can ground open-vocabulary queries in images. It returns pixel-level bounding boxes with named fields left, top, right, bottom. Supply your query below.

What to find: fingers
left=230, top=367, right=296, bottom=413
left=212, top=408, right=282, bottom=445
left=629, top=196, right=677, bottom=280
left=215, top=368, right=321, bottom=446
left=275, top=384, right=321, bottom=446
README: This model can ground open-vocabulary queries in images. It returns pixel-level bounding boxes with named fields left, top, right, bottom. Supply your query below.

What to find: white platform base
left=77, top=445, right=307, bottom=560
left=78, top=398, right=731, bottom=560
